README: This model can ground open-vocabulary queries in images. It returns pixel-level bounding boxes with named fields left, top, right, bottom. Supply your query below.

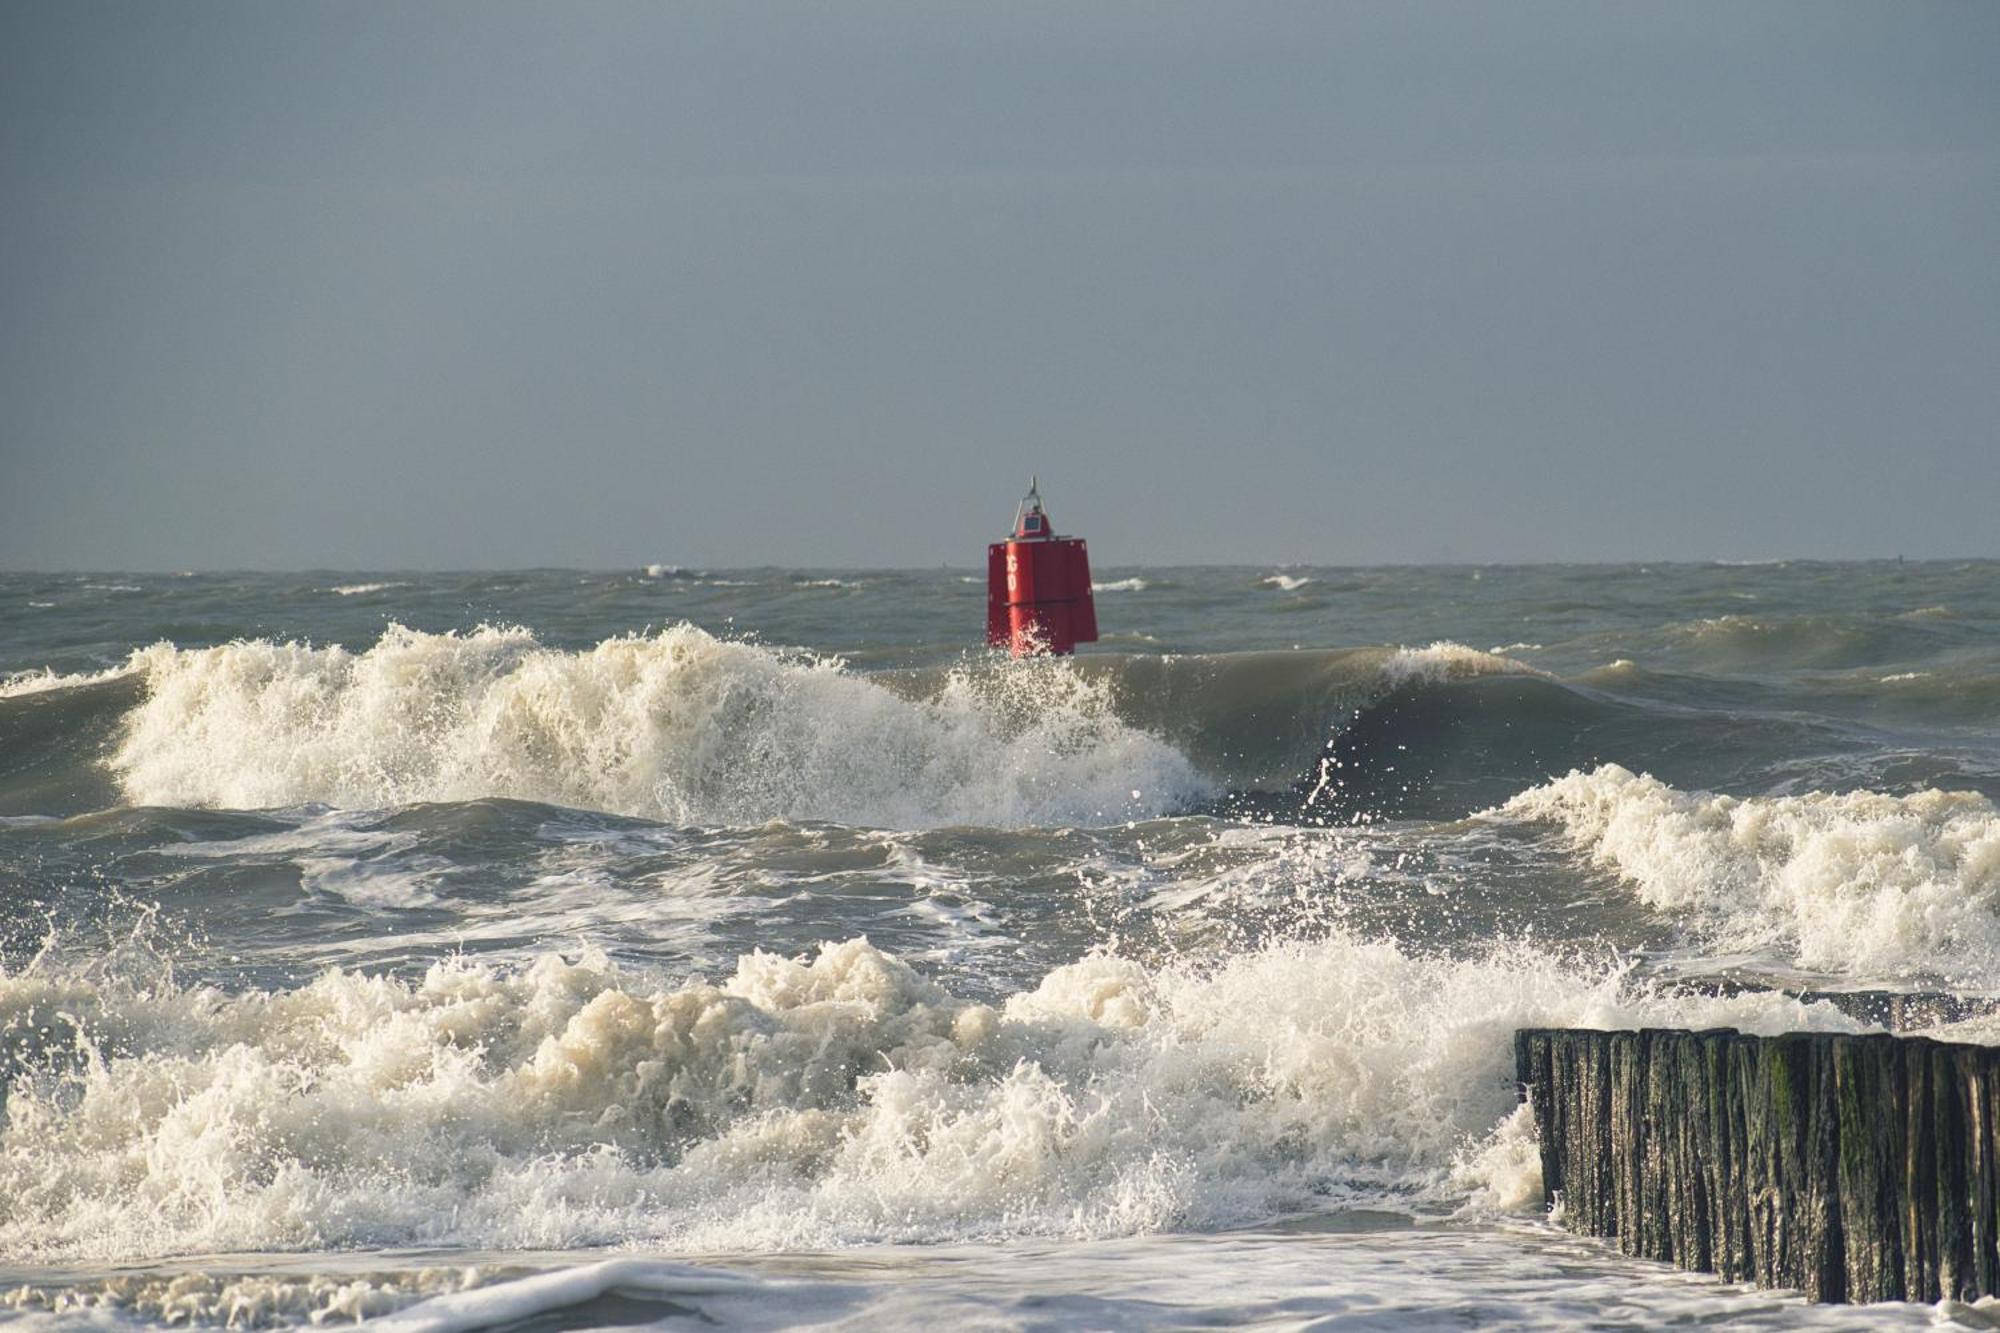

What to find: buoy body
left=986, top=481, right=1097, bottom=656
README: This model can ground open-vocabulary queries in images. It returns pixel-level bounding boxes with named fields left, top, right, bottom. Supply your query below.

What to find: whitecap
left=0, top=663, right=139, bottom=698
left=1380, top=641, right=1544, bottom=690
left=1493, top=764, right=2000, bottom=986
left=108, top=624, right=1206, bottom=829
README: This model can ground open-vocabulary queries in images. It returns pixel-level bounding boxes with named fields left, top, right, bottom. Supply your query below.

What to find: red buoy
left=986, top=477, right=1098, bottom=656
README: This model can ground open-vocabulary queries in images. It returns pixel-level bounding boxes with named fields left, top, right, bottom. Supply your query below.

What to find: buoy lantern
left=986, top=477, right=1098, bottom=656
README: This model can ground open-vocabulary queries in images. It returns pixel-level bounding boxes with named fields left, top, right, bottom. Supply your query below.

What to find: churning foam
left=1497, top=764, right=2000, bottom=986
left=3, top=1267, right=485, bottom=1326
left=0, top=931, right=1860, bottom=1265
left=108, top=625, right=1204, bottom=827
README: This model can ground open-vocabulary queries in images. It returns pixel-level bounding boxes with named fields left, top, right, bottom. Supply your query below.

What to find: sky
left=2, top=1, right=1996, bottom=569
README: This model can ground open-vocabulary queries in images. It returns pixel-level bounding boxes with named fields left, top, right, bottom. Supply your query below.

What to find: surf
left=82, top=628, right=1568, bottom=826
left=1494, top=764, right=2000, bottom=988
left=6, top=614, right=1989, bottom=834
left=0, top=927, right=1863, bottom=1265
left=93, top=625, right=1201, bottom=828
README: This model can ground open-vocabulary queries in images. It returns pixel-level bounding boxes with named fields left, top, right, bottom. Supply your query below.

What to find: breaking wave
left=1380, top=642, right=1543, bottom=690
left=0, top=626, right=1565, bottom=824
left=1496, top=764, right=2000, bottom=987
left=0, top=931, right=1859, bottom=1264
left=0, top=663, right=139, bottom=700
left=24, top=622, right=1956, bottom=831
left=325, top=582, right=409, bottom=598
left=107, top=626, right=1206, bottom=828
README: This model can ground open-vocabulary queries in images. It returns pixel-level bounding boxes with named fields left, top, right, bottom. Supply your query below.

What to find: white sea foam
left=1380, top=641, right=1542, bottom=690
left=107, top=624, right=1204, bottom=828
left=366, top=1261, right=799, bottom=1333
left=1496, top=764, right=2000, bottom=985
left=0, top=664, right=138, bottom=699
left=326, top=582, right=408, bottom=597
left=359, top=1231, right=1923, bottom=1333
left=1261, top=574, right=1311, bottom=591
left=147, top=815, right=453, bottom=910
left=1091, top=578, right=1148, bottom=593
left=2, top=1266, right=485, bottom=1326
left=0, top=932, right=1860, bottom=1265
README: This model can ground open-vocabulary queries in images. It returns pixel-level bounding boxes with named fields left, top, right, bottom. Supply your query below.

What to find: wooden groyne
left=1515, top=1027, right=2000, bottom=1303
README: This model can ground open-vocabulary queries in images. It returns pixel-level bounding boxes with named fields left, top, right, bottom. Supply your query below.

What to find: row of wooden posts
left=1516, top=1026, right=2000, bottom=1304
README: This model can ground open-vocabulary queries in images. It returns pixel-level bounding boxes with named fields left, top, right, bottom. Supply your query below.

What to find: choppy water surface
left=2, top=562, right=1997, bottom=1329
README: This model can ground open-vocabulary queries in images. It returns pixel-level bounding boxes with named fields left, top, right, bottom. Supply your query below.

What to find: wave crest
left=1497, top=764, right=2000, bottom=985
left=1380, top=642, right=1543, bottom=690
left=0, top=664, right=139, bottom=699
left=109, top=625, right=1205, bottom=828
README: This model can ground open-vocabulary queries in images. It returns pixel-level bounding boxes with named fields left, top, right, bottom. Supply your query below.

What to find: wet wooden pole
left=1515, top=1027, right=2000, bottom=1303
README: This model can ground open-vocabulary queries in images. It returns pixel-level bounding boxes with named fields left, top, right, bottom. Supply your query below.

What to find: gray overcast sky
left=2, top=1, right=1996, bottom=569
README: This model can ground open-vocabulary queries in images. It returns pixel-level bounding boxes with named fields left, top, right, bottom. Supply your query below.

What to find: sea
left=2, top=561, right=1998, bottom=1330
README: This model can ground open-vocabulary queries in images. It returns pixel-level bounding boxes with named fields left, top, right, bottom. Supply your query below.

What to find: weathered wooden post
left=1515, top=1027, right=2000, bottom=1304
